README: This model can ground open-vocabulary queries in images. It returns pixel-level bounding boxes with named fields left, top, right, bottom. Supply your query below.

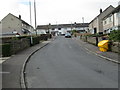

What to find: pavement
left=73, top=37, right=119, bottom=64
left=1, top=38, right=53, bottom=89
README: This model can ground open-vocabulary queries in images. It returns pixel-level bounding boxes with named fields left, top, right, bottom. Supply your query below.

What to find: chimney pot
left=100, top=9, right=102, bottom=13
left=19, top=15, right=21, bottom=19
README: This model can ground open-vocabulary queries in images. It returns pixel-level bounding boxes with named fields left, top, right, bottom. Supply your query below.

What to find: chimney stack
left=100, top=8, right=102, bottom=14
left=19, top=15, right=21, bottom=19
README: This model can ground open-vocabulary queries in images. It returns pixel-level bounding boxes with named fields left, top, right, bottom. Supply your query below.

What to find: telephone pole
left=34, top=0, right=37, bottom=36
left=29, top=0, right=33, bottom=44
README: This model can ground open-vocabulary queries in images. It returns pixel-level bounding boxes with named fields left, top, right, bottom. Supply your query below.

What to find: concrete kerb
left=20, top=42, right=50, bottom=89
left=84, top=47, right=120, bottom=64
left=73, top=38, right=120, bottom=64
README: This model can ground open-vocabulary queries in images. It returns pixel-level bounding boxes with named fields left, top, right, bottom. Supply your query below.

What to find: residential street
left=25, top=36, right=118, bottom=88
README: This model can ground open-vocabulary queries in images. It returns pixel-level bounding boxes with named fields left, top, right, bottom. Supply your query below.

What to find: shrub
left=32, top=36, right=40, bottom=45
left=109, top=30, right=120, bottom=42
left=1, top=43, right=11, bottom=57
left=27, top=36, right=40, bottom=46
left=40, top=34, right=48, bottom=41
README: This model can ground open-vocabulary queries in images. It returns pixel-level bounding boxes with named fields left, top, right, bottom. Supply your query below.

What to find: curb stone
left=84, top=47, right=120, bottom=64
left=20, top=42, right=50, bottom=89
left=73, top=38, right=119, bottom=64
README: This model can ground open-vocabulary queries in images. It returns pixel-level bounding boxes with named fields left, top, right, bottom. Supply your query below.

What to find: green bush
left=32, top=36, right=40, bottom=45
left=109, top=30, right=120, bottom=42
left=40, top=34, right=48, bottom=41
left=2, top=43, right=11, bottom=57
left=27, top=36, right=40, bottom=46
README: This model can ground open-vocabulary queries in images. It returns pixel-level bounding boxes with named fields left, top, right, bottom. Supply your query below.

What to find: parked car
left=65, top=33, right=72, bottom=38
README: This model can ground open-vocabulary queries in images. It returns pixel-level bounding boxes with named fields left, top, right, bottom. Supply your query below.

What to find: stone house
left=0, top=13, right=34, bottom=37
left=89, top=5, right=115, bottom=34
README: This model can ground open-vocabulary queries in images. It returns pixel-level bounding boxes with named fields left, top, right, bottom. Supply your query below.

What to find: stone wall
left=10, top=38, right=30, bottom=54
left=80, top=36, right=119, bottom=53
left=87, top=37, right=96, bottom=45
left=1, top=37, right=30, bottom=56
left=110, top=42, right=119, bottom=53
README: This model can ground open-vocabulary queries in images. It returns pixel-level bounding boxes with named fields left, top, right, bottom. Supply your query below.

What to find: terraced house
left=102, top=5, right=120, bottom=33
left=0, top=13, right=34, bottom=37
left=37, top=23, right=89, bottom=36
left=89, top=5, right=115, bottom=34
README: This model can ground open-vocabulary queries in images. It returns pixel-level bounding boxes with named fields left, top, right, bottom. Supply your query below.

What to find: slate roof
left=103, top=5, right=120, bottom=19
left=1, top=13, right=33, bottom=28
left=89, top=5, right=115, bottom=24
left=112, top=5, right=120, bottom=13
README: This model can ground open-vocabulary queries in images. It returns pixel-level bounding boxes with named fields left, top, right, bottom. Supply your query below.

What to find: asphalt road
left=25, top=36, right=118, bottom=88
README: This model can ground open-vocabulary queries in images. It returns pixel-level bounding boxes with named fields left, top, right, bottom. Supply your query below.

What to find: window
left=109, top=17, right=112, bottom=22
left=104, top=20, right=107, bottom=25
left=58, top=28, right=61, bottom=30
left=52, top=28, right=54, bottom=30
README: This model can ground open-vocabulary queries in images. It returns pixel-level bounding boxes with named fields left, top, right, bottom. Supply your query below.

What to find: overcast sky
left=0, top=0, right=119, bottom=28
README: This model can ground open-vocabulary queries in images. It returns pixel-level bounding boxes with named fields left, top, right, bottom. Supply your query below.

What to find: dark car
left=65, top=33, right=72, bottom=38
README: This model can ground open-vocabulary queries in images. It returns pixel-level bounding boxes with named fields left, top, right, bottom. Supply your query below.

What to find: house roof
left=37, top=23, right=89, bottom=30
left=89, top=5, right=115, bottom=24
left=112, top=5, right=120, bottom=13
left=1, top=13, right=33, bottom=28
left=103, top=5, right=120, bottom=20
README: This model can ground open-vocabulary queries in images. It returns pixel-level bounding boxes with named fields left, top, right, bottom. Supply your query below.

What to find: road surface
left=25, top=36, right=118, bottom=88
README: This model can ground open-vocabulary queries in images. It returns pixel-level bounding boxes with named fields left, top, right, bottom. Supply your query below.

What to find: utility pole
left=29, top=0, right=33, bottom=44
left=29, top=0, right=32, bottom=26
left=34, top=0, right=37, bottom=36
left=82, top=17, right=84, bottom=23
left=82, top=17, right=85, bottom=32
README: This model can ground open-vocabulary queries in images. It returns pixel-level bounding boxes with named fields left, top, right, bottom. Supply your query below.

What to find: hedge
left=40, top=34, right=48, bottom=41
left=1, top=43, right=11, bottom=57
left=27, top=36, right=40, bottom=46
left=109, top=30, right=120, bottom=42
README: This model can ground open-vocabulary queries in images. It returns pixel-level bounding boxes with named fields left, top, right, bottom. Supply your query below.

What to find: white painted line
left=0, top=60, right=5, bottom=64
left=0, top=57, right=11, bottom=64
left=0, top=57, right=10, bottom=60
left=0, top=72, right=10, bottom=74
